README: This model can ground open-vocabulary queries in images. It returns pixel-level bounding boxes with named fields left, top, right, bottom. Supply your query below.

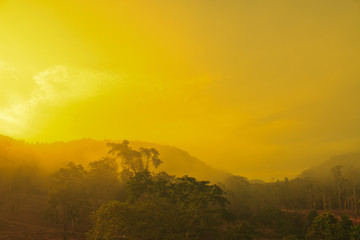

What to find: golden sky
left=1, top=0, right=360, bottom=180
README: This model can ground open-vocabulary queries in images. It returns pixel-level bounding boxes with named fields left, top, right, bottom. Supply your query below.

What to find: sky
left=1, top=0, right=360, bottom=180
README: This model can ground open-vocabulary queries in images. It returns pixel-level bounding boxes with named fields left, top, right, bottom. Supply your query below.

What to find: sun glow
left=1, top=0, right=360, bottom=179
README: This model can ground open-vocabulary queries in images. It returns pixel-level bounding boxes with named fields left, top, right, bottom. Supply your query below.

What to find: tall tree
left=87, top=171, right=229, bottom=240
left=48, top=162, right=90, bottom=240
left=344, top=165, right=360, bottom=221
left=87, top=157, right=119, bottom=202
left=305, top=212, right=339, bottom=240
left=107, top=140, right=162, bottom=176
left=139, top=147, right=161, bottom=170
left=331, top=165, right=344, bottom=210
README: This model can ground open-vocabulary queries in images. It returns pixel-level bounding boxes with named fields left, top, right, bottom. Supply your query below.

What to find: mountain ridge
left=300, top=152, right=360, bottom=181
left=0, top=134, right=232, bottom=183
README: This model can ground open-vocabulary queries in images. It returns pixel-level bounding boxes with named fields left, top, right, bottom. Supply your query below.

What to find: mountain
left=0, top=135, right=231, bottom=183
left=300, top=152, right=360, bottom=181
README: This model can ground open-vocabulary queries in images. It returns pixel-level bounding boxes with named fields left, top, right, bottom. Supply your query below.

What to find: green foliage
left=223, top=175, right=251, bottom=218
left=224, top=222, right=257, bottom=240
left=338, top=215, right=353, bottom=240
left=87, top=171, right=229, bottom=240
left=48, top=162, right=91, bottom=239
left=305, top=212, right=354, bottom=240
left=87, top=157, right=119, bottom=200
left=350, top=224, right=360, bottom=240
left=306, top=210, right=318, bottom=226
left=139, top=147, right=162, bottom=169
left=5, top=138, right=360, bottom=240
left=107, top=140, right=163, bottom=178
left=11, top=166, right=34, bottom=192
left=87, top=201, right=152, bottom=240
left=254, top=205, right=306, bottom=238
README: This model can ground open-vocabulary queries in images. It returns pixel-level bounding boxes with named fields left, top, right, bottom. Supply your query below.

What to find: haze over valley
left=1, top=1, right=360, bottom=239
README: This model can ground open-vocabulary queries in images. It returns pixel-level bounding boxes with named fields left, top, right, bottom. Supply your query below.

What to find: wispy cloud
left=0, top=64, right=120, bottom=136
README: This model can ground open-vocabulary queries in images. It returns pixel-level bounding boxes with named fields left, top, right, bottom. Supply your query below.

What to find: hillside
left=0, top=135, right=231, bottom=183
left=300, top=152, right=360, bottom=182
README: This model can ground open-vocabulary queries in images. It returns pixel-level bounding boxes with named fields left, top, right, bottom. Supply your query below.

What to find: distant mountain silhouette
left=300, top=152, right=360, bottom=181
left=0, top=135, right=231, bottom=183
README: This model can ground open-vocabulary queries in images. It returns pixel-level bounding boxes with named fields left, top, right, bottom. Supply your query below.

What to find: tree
left=306, top=210, right=318, bottom=227
left=223, top=175, right=251, bottom=218
left=87, top=157, right=119, bottom=202
left=344, top=165, right=360, bottom=220
left=171, top=175, right=229, bottom=239
left=87, top=200, right=156, bottom=240
left=139, top=147, right=161, bottom=170
left=225, top=222, right=257, bottom=240
left=107, top=141, right=163, bottom=177
left=338, top=215, right=353, bottom=240
left=351, top=224, right=360, bottom=240
left=306, top=212, right=347, bottom=240
left=87, top=171, right=229, bottom=240
left=331, top=165, right=344, bottom=209
left=48, top=162, right=90, bottom=240
left=107, top=140, right=142, bottom=174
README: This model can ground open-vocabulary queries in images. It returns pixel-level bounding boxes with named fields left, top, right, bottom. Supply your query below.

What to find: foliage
left=87, top=157, right=119, bottom=201
left=351, top=224, right=360, bottom=240
left=107, top=140, right=163, bottom=178
left=223, top=175, right=252, bottom=218
left=48, top=162, right=91, bottom=239
left=305, top=212, right=355, bottom=240
left=4, top=139, right=360, bottom=240
left=306, top=210, right=318, bottom=227
left=224, top=222, right=257, bottom=240
left=253, top=205, right=307, bottom=238
left=87, top=171, right=229, bottom=240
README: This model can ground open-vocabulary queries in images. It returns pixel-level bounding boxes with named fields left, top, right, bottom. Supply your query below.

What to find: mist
left=1, top=1, right=360, bottom=239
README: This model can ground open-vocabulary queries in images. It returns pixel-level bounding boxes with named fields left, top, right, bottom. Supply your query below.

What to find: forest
left=1, top=136, right=360, bottom=240
left=1, top=0, right=360, bottom=239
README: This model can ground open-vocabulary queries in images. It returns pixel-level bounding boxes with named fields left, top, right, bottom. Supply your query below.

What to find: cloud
left=0, top=61, right=15, bottom=71
left=32, top=65, right=118, bottom=104
left=0, top=65, right=120, bottom=136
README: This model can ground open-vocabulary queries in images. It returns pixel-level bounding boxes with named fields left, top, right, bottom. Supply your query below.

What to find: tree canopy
left=88, top=171, right=229, bottom=240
